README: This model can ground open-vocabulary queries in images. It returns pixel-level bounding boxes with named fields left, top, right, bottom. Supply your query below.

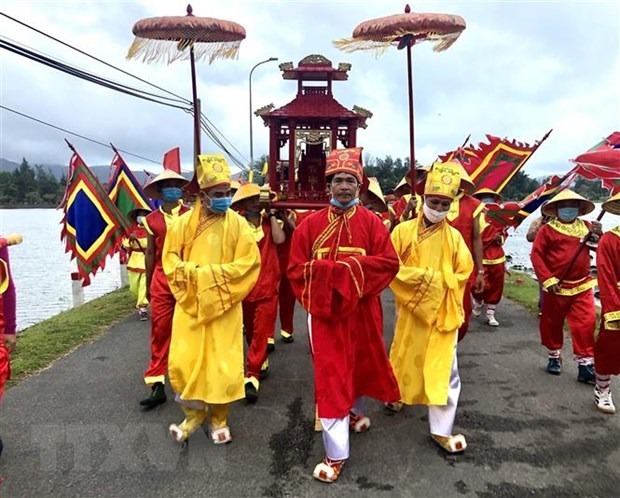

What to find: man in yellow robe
left=389, top=161, right=474, bottom=453
left=162, top=154, right=261, bottom=445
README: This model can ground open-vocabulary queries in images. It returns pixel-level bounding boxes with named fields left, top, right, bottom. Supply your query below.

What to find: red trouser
left=144, top=268, right=175, bottom=384
left=472, top=263, right=504, bottom=305
left=458, top=281, right=473, bottom=342
left=244, top=294, right=278, bottom=379
left=540, top=289, right=595, bottom=358
left=594, top=322, right=620, bottom=375
left=278, top=274, right=296, bottom=335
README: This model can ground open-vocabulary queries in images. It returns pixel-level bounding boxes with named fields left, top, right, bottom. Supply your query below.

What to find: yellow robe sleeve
left=163, top=210, right=261, bottom=326
left=390, top=221, right=473, bottom=333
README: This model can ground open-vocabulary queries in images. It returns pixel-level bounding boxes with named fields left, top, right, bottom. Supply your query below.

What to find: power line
left=0, top=104, right=161, bottom=165
left=0, top=38, right=190, bottom=109
left=0, top=11, right=191, bottom=104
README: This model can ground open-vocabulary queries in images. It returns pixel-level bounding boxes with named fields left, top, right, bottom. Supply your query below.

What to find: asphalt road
left=1, top=293, right=619, bottom=497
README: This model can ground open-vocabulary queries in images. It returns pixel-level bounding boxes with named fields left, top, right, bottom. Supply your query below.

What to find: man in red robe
left=288, top=147, right=400, bottom=484
left=140, top=169, right=190, bottom=409
left=593, top=192, right=620, bottom=414
left=231, top=183, right=286, bottom=402
left=531, top=190, right=601, bottom=383
left=471, top=189, right=507, bottom=327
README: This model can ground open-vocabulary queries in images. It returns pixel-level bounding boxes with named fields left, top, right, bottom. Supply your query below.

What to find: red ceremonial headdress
left=325, top=147, right=364, bottom=183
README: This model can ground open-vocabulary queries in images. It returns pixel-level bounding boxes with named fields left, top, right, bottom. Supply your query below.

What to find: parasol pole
left=557, top=209, right=605, bottom=285
left=406, top=42, right=416, bottom=186
left=189, top=44, right=201, bottom=169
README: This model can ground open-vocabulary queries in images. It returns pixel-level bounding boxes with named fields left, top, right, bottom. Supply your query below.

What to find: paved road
left=1, top=293, right=619, bottom=497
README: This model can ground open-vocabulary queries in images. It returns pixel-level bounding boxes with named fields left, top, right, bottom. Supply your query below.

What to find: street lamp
left=249, top=57, right=278, bottom=171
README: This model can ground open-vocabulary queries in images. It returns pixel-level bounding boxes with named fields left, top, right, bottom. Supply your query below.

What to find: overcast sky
left=1, top=0, right=618, bottom=180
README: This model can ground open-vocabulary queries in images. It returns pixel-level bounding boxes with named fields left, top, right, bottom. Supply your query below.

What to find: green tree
left=12, top=158, right=37, bottom=203
left=501, top=171, right=541, bottom=201
left=35, top=165, right=61, bottom=204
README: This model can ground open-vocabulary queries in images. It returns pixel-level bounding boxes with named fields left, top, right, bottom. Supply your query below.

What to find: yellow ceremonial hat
left=230, top=180, right=241, bottom=192
left=325, top=147, right=364, bottom=183
left=602, top=191, right=620, bottom=215
left=424, top=161, right=461, bottom=200
left=367, top=177, right=387, bottom=209
left=143, top=169, right=189, bottom=199
left=196, top=154, right=231, bottom=190
left=542, top=189, right=595, bottom=217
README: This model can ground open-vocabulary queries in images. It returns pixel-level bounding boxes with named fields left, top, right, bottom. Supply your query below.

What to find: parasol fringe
left=333, top=29, right=463, bottom=56
left=127, top=37, right=242, bottom=65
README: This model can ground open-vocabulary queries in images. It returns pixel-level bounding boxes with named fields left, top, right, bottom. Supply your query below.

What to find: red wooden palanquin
left=257, top=54, right=371, bottom=208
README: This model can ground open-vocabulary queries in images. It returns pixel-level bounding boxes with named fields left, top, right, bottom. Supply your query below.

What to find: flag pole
left=514, top=128, right=553, bottom=172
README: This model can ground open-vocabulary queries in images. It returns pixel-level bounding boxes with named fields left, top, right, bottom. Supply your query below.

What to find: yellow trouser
left=178, top=403, right=230, bottom=440
left=128, top=271, right=149, bottom=308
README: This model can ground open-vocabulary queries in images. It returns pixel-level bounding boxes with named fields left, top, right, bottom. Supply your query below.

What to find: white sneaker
left=472, top=300, right=484, bottom=317
left=594, top=387, right=616, bottom=414
left=486, top=312, right=499, bottom=327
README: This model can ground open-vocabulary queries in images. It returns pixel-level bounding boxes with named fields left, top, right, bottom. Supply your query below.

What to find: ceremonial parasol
left=127, top=4, right=246, bottom=168
left=334, top=4, right=466, bottom=184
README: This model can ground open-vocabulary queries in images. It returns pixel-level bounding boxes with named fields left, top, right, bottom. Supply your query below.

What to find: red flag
left=163, top=147, right=181, bottom=173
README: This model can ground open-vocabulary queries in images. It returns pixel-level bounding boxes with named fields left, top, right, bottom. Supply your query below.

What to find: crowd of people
left=2, top=148, right=619, bottom=484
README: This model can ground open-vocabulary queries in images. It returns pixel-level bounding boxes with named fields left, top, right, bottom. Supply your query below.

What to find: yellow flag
left=261, top=161, right=268, bottom=176
left=248, top=170, right=254, bottom=183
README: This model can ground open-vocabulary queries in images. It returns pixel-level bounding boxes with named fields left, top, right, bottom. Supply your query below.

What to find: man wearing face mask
left=287, top=147, right=401, bottom=483
left=389, top=162, right=473, bottom=454
left=140, top=169, right=190, bottom=409
left=163, top=154, right=260, bottom=445
left=531, top=190, right=602, bottom=383
left=230, top=183, right=285, bottom=403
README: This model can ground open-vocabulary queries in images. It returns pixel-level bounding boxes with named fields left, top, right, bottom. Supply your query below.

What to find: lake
left=0, top=206, right=617, bottom=331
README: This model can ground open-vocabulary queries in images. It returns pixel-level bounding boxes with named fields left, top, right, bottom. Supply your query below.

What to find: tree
left=501, top=171, right=541, bottom=201
left=12, top=158, right=37, bottom=203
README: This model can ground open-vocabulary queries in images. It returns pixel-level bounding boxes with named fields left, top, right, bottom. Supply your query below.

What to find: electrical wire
left=0, top=104, right=161, bottom=165
left=0, top=11, right=191, bottom=104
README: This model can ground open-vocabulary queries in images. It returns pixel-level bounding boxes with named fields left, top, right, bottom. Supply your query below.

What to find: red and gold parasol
left=334, top=4, right=466, bottom=184
left=127, top=4, right=246, bottom=167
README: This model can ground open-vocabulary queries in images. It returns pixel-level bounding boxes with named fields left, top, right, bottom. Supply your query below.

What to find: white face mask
left=423, top=202, right=449, bottom=223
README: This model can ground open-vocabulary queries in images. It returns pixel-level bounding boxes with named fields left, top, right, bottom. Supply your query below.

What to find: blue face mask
left=161, top=187, right=183, bottom=203
left=136, top=215, right=145, bottom=225
left=330, top=197, right=359, bottom=210
left=482, top=197, right=496, bottom=205
left=208, top=196, right=232, bottom=214
left=245, top=210, right=262, bottom=218
left=557, top=206, right=579, bottom=222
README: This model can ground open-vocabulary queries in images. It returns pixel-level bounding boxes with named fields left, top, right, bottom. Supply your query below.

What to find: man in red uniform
left=231, top=183, right=286, bottom=402
left=531, top=190, right=601, bottom=383
left=471, top=189, right=507, bottom=327
left=140, top=169, right=190, bottom=409
left=593, top=191, right=620, bottom=414
left=288, top=147, right=400, bottom=483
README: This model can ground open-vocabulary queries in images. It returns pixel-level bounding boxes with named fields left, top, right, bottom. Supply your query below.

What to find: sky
left=1, top=0, right=619, bottom=181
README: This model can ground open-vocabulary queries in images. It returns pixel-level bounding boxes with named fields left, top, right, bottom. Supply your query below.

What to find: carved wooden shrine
left=256, top=54, right=372, bottom=208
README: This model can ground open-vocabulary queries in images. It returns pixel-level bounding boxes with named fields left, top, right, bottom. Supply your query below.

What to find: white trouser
left=428, top=352, right=461, bottom=437
left=319, top=396, right=365, bottom=461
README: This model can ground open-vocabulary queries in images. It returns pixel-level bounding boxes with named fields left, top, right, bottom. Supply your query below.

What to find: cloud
left=1, top=0, right=618, bottom=184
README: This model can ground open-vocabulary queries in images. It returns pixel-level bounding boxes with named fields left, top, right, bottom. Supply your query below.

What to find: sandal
left=384, top=401, right=403, bottom=413
left=169, top=423, right=187, bottom=443
left=431, top=433, right=467, bottom=454
left=349, top=412, right=371, bottom=433
left=313, top=457, right=345, bottom=483
left=211, top=426, right=232, bottom=445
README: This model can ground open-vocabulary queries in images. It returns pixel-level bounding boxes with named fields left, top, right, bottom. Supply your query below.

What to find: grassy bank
left=9, top=288, right=134, bottom=386
left=503, top=270, right=540, bottom=313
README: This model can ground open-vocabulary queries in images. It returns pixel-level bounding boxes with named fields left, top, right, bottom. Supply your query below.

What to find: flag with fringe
left=441, top=131, right=551, bottom=193
left=60, top=144, right=128, bottom=286
left=571, top=131, right=620, bottom=194
left=108, top=149, right=154, bottom=221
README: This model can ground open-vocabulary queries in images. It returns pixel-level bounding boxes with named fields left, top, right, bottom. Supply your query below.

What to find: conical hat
left=602, top=191, right=620, bottom=215
left=231, top=183, right=276, bottom=207
left=127, top=207, right=152, bottom=221
left=473, top=187, right=501, bottom=199
left=367, top=177, right=387, bottom=209
left=542, top=189, right=595, bottom=217
left=144, top=169, right=189, bottom=199
left=393, top=176, right=411, bottom=195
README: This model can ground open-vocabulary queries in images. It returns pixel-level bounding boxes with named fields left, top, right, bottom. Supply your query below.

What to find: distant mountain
left=0, top=157, right=154, bottom=184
